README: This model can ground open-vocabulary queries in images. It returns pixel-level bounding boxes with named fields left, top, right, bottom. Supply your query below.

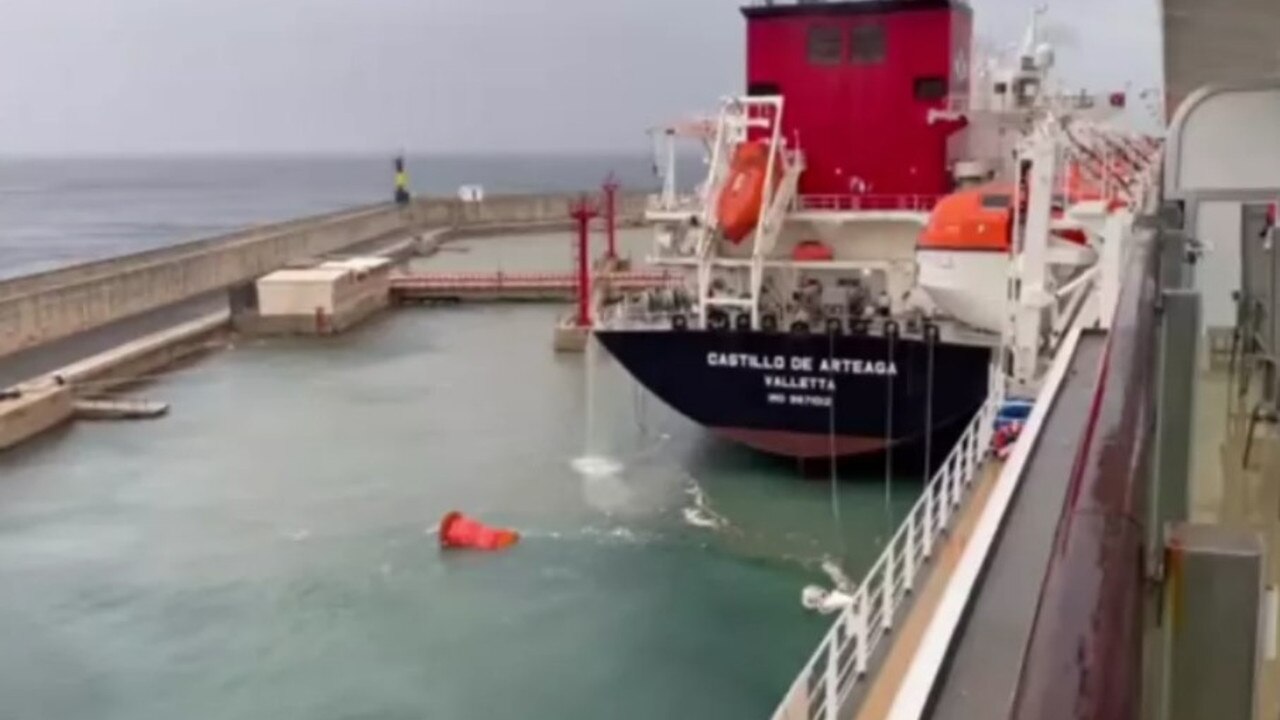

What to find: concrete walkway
left=0, top=293, right=225, bottom=389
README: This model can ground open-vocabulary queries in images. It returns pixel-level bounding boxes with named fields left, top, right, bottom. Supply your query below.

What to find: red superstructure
left=742, top=0, right=972, bottom=197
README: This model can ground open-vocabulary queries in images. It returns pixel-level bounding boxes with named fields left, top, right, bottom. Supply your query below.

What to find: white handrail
left=770, top=388, right=1000, bottom=720
left=885, top=321, right=1089, bottom=720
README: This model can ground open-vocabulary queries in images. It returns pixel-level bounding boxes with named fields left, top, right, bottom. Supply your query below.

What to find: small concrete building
left=251, top=257, right=393, bottom=335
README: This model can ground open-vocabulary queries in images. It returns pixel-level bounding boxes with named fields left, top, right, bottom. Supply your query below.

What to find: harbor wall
left=0, top=311, right=227, bottom=453
left=0, top=191, right=649, bottom=360
left=54, top=311, right=230, bottom=395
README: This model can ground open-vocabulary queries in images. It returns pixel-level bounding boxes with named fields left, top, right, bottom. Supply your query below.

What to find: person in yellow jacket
left=393, top=156, right=411, bottom=206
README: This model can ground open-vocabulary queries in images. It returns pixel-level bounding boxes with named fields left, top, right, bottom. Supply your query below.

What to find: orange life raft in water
left=717, top=142, right=779, bottom=243
left=438, top=511, right=520, bottom=551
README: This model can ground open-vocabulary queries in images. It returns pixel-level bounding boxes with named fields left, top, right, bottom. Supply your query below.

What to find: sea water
left=0, top=157, right=922, bottom=719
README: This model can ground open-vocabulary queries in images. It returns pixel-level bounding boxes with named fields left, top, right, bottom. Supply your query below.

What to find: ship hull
left=595, top=329, right=993, bottom=460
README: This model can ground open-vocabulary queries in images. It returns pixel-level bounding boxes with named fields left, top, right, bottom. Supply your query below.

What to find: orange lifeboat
left=717, top=142, right=779, bottom=243
left=919, top=183, right=1098, bottom=334
left=918, top=185, right=1013, bottom=253
left=438, top=511, right=520, bottom=551
left=920, top=183, right=1094, bottom=252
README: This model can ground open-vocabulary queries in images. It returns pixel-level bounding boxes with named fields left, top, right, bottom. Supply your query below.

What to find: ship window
left=914, top=76, right=948, bottom=101
left=807, top=25, right=843, bottom=65
left=748, top=81, right=782, bottom=97
left=849, top=24, right=885, bottom=64
left=981, top=194, right=1012, bottom=210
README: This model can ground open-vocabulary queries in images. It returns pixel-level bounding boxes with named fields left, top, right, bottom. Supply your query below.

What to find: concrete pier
left=51, top=311, right=229, bottom=395
left=0, top=386, right=74, bottom=451
left=0, top=191, right=647, bottom=360
left=0, top=189, right=650, bottom=452
left=0, top=311, right=226, bottom=451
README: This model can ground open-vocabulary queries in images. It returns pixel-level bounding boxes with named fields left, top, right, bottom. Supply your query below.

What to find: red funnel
left=439, top=511, right=520, bottom=551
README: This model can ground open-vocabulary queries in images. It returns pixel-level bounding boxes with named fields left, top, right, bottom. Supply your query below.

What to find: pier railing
left=771, top=391, right=1000, bottom=720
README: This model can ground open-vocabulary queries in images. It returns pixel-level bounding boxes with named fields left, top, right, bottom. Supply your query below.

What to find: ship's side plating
left=595, top=328, right=992, bottom=459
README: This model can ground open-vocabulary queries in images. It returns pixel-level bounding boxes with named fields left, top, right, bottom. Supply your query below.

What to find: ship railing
left=646, top=193, right=704, bottom=216
left=795, top=194, right=943, bottom=213
left=770, top=392, right=1000, bottom=720
left=594, top=302, right=692, bottom=330
left=390, top=271, right=680, bottom=291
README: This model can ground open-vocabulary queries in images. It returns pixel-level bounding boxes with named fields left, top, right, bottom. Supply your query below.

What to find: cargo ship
left=595, top=0, right=1133, bottom=460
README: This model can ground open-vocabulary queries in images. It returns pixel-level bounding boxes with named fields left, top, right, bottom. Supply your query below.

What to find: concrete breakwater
left=0, top=311, right=228, bottom=450
left=0, top=191, right=649, bottom=360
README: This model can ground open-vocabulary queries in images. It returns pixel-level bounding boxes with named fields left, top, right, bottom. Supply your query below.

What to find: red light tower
left=569, top=195, right=599, bottom=328
left=601, top=174, right=620, bottom=261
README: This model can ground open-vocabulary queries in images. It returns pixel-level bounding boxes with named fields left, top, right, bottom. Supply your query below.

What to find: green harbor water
left=0, top=231, right=922, bottom=720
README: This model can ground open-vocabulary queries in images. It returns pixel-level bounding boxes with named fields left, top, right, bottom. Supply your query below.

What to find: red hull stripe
left=711, top=426, right=889, bottom=459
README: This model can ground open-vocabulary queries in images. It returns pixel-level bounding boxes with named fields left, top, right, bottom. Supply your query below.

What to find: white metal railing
left=795, top=195, right=943, bottom=213
left=770, top=390, right=1000, bottom=720
left=646, top=193, right=703, bottom=215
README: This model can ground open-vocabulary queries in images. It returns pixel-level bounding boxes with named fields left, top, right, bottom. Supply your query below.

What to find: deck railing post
left=853, top=597, right=868, bottom=676
left=939, top=464, right=952, bottom=530
left=904, top=511, right=917, bottom=592
left=962, top=430, right=976, bottom=495
left=825, top=627, right=840, bottom=720
left=922, top=484, right=935, bottom=559
left=951, top=451, right=963, bottom=503
left=882, top=547, right=895, bottom=631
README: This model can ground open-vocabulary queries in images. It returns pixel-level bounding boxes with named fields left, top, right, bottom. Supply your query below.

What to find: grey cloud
left=0, top=0, right=1161, bottom=155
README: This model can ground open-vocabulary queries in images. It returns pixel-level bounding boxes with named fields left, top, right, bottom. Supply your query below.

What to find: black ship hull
left=595, top=329, right=993, bottom=460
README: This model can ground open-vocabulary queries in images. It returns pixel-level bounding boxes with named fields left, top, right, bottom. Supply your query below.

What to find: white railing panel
left=884, top=324, right=1087, bottom=720
left=769, top=388, right=1000, bottom=720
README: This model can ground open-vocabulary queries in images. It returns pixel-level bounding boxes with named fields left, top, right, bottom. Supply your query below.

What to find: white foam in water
left=574, top=455, right=634, bottom=513
left=682, top=481, right=729, bottom=530
left=571, top=455, right=624, bottom=477
left=800, top=585, right=855, bottom=615
left=579, top=526, right=648, bottom=544
left=681, top=507, right=723, bottom=529
left=608, top=527, right=638, bottom=542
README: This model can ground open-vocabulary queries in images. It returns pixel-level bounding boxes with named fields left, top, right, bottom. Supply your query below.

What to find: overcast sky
left=0, top=0, right=1162, bottom=155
